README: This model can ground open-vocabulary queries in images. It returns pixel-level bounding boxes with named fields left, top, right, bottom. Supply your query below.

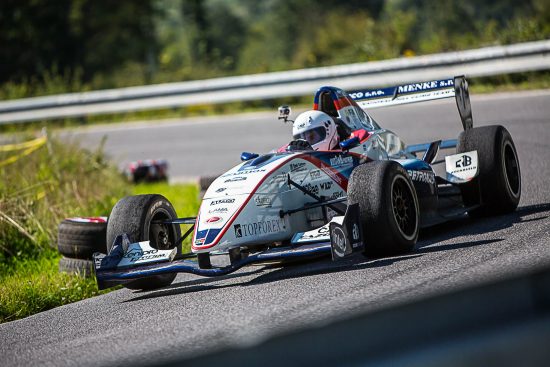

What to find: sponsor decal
left=270, top=172, right=288, bottom=184
left=208, top=207, right=228, bottom=214
left=303, top=183, right=319, bottom=196
left=455, top=154, right=472, bottom=168
left=205, top=216, right=222, bottom=224
left=195, top=238, right=205, bottom=245
left=331, top=226, right=347, bottom=258
left=319, top=181, right=333, bottom=190
left=233, top=218, right=285, bottom=238
left=302, top=225, right=329, bottom=240
left=254, top=195, right=272, bottom=207
left=210, top=198, right=235, bottom=206
left=330, top=155, right=354, bottom=168
left=407, top=170, right=435, bottom=185
left=320, top=165, right=342, bottom=185
left=445, top=151, right=478, bottom=182
left=349, top=90, right=385, bottom=99
left=124, top=249, right=164, bottom=263
left=224, top=176, right=247, bottom=183
left=149, top=200, right=164, bottom=215
left=450, top=166, right=477, bottom=174
left=329, top=191, right=345, bottom=200
left=397, top=79, right=453, bottom=94
left=222, top=169, right=266, bottom=178
left=215, top=187, right=227, bottom=193
left=290, top=162, right=307, bottom=173
left=310, top=170, right=321, bottom=179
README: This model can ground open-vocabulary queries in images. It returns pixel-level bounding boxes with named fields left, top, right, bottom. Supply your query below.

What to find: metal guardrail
left=1, top=40, right=549, bottom=124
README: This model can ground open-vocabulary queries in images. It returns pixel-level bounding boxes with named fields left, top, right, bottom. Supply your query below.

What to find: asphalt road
left=1, top=90, right=550, bottom=366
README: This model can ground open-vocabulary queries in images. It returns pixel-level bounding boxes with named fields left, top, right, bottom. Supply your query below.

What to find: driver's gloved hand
left=286, top=139, right=313, bottom=151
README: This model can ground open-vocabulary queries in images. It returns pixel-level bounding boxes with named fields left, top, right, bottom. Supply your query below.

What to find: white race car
left=94, top=76, right=521, bottom=291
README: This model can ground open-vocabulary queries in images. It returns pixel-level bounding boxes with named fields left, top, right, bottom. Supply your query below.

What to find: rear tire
left=457, top=125, right=521, bottom=217
left=106, top=194, right=181, bottom=290
left=347, top=161, right=419, bottom=257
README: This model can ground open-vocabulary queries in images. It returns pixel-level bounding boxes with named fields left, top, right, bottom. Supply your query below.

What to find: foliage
left=0, top=132, right=200, bottom=322
left=0, top=181, right=199, bottom=323
left=0, top=134, right=127, bottom=323
left=0, top=0, right=157, bottom=85
left=0, top=134, right=128, bottom=261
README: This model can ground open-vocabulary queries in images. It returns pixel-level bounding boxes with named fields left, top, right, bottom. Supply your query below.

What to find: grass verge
left=0, top=177, right=199, bottom=324
left=0, top=133, right=128, bottom=324
left=0, top=252, right=111, bottom=322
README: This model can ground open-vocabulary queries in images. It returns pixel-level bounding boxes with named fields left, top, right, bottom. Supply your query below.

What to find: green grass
left=0, top=251, right=110, bottom=323
left=0, top=177, right=200, bottom=324
left=0, top=133, right=128, bottom=323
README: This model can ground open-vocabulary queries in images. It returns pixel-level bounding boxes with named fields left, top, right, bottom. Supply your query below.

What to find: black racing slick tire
left=106, top=194, right=181, bottom=291
left=58, top=257, right=94, bottom=277
left=57, top=217, right=108, bottom=259
left=457, top=125, right=521, bottom=217
left=347, top=161, right=419, bottom=257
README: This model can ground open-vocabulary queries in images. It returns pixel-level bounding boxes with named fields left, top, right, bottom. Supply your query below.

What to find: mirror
left=241, top=152, right=259, bottom=161
left=339, top=137, right=360, bottom=150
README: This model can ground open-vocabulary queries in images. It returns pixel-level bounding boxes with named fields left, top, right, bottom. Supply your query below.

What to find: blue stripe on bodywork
left=239, top=153, right=289, bottom=171
left=195, top=228, right=222, bottom=245
left=396, top=159, right=432, bottom=171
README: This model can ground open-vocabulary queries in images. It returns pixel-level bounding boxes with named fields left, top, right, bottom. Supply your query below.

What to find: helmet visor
left=293, top=126, right=326, bottom=146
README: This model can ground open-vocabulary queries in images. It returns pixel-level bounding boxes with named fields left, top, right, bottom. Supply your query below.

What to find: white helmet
left=292, top=110, right=339, bottom=151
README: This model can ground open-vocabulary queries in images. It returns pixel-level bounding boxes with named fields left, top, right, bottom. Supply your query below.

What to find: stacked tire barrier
left=198, top=175, right=217, bottom=198
left=57, top=217, right=108, bottom=277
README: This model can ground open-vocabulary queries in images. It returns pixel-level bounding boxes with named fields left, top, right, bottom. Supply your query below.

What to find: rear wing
left=350, top=76, right=473, bottom=130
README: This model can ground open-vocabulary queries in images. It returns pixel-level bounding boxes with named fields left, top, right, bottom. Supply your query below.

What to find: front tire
left=347, top=161, right=419, bottom=257
left=106, top=194, right=181, bottom=290
left=457, top=125, right=521, bottom=217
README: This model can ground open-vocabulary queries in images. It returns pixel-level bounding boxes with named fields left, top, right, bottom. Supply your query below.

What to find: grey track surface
left=1, top=90, right=550, bottom=366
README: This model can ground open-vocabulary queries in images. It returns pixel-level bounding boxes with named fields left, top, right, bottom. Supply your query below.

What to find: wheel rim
left=502, top=140, right=520, bottom=199
left=148, top=210, right=175, bottom=250
left=391, top=176, right=418, bottom=240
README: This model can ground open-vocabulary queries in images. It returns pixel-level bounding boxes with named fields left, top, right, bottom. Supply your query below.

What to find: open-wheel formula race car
left=93, top=76, right=521, bottom=291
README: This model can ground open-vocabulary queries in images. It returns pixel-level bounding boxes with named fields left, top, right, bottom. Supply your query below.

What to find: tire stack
left=57, top=217, right=108, bottom=277
left=198, top=175, right=217, bottom=198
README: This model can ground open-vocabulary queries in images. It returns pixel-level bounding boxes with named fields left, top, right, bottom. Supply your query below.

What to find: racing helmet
left=292, top=110, right=339, bottom=151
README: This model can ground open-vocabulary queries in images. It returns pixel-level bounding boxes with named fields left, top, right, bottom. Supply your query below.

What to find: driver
left=292, top=110, right=339, bottom=151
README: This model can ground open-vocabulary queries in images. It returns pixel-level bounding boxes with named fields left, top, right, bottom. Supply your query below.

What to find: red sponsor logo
left=205, top=216, right=222, bottom=224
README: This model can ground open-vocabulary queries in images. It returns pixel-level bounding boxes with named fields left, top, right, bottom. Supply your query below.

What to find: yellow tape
left=0, top=138, right=47, bottom=168
left=0, top=136, right=47, bottom=152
